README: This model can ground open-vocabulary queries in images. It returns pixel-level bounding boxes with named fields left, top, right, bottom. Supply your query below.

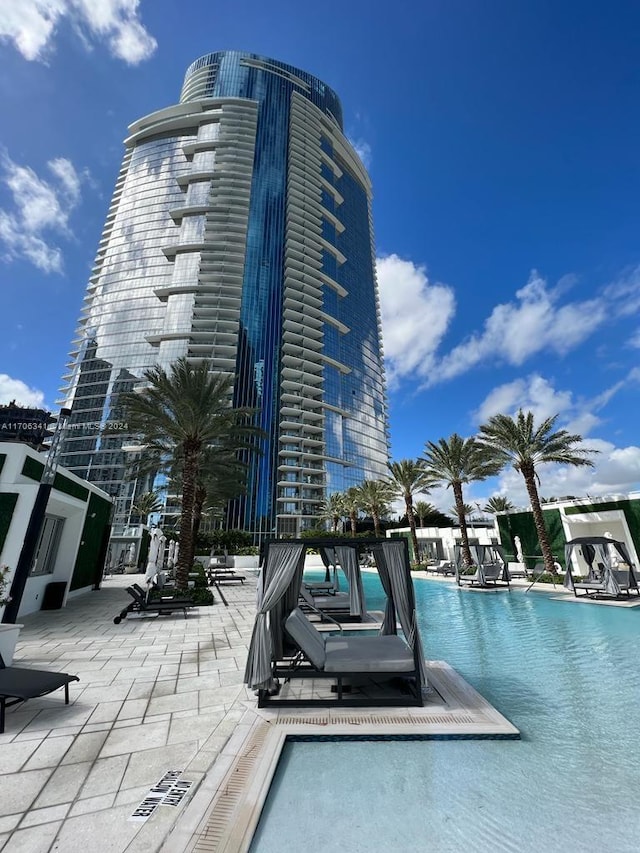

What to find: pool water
left=250, top=574, right=640, bottom=852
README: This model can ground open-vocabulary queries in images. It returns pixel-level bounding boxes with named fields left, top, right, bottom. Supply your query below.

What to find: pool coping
left=160, top=660, right=519, bottom=853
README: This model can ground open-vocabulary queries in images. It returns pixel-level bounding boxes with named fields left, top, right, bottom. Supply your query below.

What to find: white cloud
left=377, top=254, right=456, bottom=388
left=349, top=138, right=372, bottom=169
left=474, top=371, right=639, bottom=437
left=0, top=150, right=88, bottom=272
left=431, top=271, right=609, bottom=384
left=491, top=439, right=640, bottom=507
left=469, top=372, right=640, bottom=505
left=0, top=0, right=156, bottom=64
left=0, top=374, right=46, bottom=408
left=474, top=374, right=573, bottom=426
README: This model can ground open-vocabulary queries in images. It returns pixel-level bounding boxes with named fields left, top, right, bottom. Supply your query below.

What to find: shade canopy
left=563, top=536, right=639, bottom=597
left=244, top=537, right=428, bottom=693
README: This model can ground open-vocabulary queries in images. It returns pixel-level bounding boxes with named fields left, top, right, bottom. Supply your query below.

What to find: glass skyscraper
left=60, top=51, right=389, bottom=539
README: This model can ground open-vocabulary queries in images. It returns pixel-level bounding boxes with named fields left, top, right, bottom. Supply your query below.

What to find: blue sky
left=1, top=0, right=640, bottom=510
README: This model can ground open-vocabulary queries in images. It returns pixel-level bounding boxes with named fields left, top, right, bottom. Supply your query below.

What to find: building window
left=30, top=515, right=65, bottom=576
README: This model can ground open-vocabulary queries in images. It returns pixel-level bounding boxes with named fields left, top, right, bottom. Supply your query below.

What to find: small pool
left=250, top=574, right=640, bottom=852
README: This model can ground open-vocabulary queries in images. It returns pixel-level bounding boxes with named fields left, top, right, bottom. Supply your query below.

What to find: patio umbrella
left=167, top=540, right=175, bottom=569
left=145, top=530, right=160, bottom=582
left=127, top=543, right=136, bottom=566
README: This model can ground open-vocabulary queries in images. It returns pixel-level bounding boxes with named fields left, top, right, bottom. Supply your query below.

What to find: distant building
left=0, top=402, right=54, bottom=451
left=59, top=51, right=389, bottom=541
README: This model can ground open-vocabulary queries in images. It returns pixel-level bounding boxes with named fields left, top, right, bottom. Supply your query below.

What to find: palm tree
left=131, top=491, right=164, bottom=524
left=343, top=487, right=362, bottom=536
left=123, top=359, right=259, bottom=587
left=483, top=496, right=515, bottom=514
left=387, top=459, right=432, bottom=562
left=477, top=410, right=596, bottom=574
left=414, top=500, right=438, bottom=528
left=355, top=480, right=395, bottom=538
left=319, top=492, right=345, bottom=533
left=449, top=502, right=475, bottom=521
left=423, top=434, right=502, bottom=567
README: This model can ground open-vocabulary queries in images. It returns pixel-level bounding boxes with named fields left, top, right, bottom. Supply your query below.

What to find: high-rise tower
left=60, top=51, right=389, bottom=539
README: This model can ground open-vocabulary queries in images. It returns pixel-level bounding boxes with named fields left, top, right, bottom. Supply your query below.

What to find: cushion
left=306, top=592, right=350, bottom=610
left=284, top=608, right=327, bottom=669
left=324, top=635, right=414, bottom=673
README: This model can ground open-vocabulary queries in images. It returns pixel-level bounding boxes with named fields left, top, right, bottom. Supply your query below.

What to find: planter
left=0, top=623, right=23, bottom=665
left=230, top=556, right=260, bottom=569
left=124, top=564, right=139, bottom=574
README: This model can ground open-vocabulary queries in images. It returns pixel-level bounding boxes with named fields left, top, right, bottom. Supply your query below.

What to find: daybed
left=455, top=545, right=510, bottom=589
left=244, top=537, right=428, bottom=707
left=563, top=536, right=639, bottom=599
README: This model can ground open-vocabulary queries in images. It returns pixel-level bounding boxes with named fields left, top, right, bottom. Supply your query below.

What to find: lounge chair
left=260, top=607, right=421, bottom=707
left=113, top=586, right=197, bottom=623
left=206, top=566, right=245, bottom=585
left=298, top=586, right=359, bottom=621
left=433, top=560, right=455, bottom=576
left=458, top=562, right=509, bottom=588
left=0, top=652, right=79, bottom=733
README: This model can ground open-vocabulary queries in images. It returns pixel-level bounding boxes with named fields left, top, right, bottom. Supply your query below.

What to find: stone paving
left=0, top=574, right=258, bottom=853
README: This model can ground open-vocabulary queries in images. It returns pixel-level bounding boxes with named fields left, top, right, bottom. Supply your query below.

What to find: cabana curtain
left=381, top=541, right=429, bottom=690
left=372, top=545, right=396, bottom=635
left=563, top=537, right=638, bottom=596
left=335, top=545, right=365, bottom=616
left=244, top=542, right=306, bottom=691
left=319, top=546, right=339, bottom=588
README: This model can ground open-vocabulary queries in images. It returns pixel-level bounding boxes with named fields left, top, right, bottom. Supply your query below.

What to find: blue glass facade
left=60, top=52, right=388, bottom=539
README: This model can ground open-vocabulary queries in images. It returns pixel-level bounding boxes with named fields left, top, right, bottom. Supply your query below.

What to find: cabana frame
left=563, top=536, right=640, bottom=599
left=244, top=537, right=427, bottom=708
left=455, top=544, right=510, bottom=589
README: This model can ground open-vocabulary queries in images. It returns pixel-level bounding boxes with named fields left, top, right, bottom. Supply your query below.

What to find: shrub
left=236, top=545, right=259, bottom=556
left=532, top=572, right=564, bottom=584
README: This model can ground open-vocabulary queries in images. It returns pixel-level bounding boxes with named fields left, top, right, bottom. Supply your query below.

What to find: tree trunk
left=192, top=484, right=206, bottom=554
left=406, top=495, right=419, bottom=562
left=453, top=481, right=473, bottom=567
left=175, top=444, right=199, bottom=587
left=522, top=465, right=556, bottom=574
left=350, top=510, right=357, bottom=536
left=332, top=515, right=339, bottom=533
left=372, top=509, right=381, bottom=538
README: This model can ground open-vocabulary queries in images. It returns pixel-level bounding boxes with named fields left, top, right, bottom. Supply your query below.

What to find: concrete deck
left=1, top=572, right=518, bottom=853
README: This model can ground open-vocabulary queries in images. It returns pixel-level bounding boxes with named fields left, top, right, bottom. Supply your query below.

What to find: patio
left=1, top=569, right=519, bottom=853
left=0, top=574, right=257, bottom=853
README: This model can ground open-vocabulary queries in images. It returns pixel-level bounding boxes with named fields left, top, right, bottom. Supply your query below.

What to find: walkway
left=0, top=574, right=257, bottom=853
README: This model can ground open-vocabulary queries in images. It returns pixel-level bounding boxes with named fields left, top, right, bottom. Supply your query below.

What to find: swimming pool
left=250, top=574, right=640, bottom=852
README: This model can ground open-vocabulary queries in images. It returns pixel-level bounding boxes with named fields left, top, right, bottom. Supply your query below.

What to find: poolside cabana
left=454, top=544, right=510, bottom=589
left=244, top=538, right=428, bottom=707
left=563, top=536, right=640, bottom=599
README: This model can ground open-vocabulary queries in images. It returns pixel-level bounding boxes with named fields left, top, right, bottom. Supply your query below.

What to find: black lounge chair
left=206, top=567, right=246, bottom=585
left=113, top=585, right=197, bottom=623
left=0, top=652, right=79, bottom=733
left=260, top=607, right=422, bottom=707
